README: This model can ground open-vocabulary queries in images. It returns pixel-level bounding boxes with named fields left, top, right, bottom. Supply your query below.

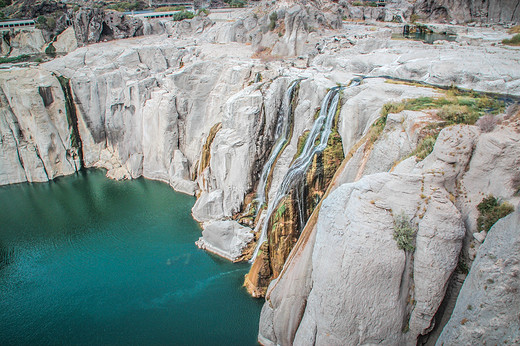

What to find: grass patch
left=0, top=54, right=30, bottom=64
left=381, top=90, right=504, bottom=124
left=410, top=133, right=439, bottom=160
left=476, top=196, right=514, bottom=233
left=269, top=11, right=278, bottom=31
left=155, top=6, right=185, bottom=12
left=365, top=113, right=388, bottom=148
left=293, top=130, right=310, bottom=160
left=172, top=10, right=195, bottom=21
left=224, top=0, right=247, bottom=8
left=508, top=25, right=520, bottom=34
left=378, top=89, right=504, bottom=161
left=502, top=34, right=520, bottom=46
left=393, top=212, right=417, bottom=252
left=352, top=1, right=377, bottom=6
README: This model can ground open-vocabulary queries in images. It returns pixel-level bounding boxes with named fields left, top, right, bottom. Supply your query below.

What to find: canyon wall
left=0, top=3, right=519, bottom=344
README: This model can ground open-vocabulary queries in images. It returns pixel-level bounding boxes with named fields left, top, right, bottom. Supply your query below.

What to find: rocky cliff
left=413, top=0, right=520, bottom=24
left=0, top=2, right=519, bottom=344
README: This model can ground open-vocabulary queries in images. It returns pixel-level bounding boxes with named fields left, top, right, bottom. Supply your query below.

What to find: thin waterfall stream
left=250, top=81, right=358, bottom=263
left=255, top=80, right=300, bottom=208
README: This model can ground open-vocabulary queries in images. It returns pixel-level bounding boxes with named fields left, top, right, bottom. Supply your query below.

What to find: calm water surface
left=0, top=170, right=262, bottom=345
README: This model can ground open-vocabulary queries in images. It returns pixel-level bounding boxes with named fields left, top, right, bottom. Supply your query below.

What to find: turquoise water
left=0, top=170, right=262, bottom=345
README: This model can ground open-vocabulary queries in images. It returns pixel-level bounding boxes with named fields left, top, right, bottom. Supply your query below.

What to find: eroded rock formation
left=0, top=2, right=519, bottom=344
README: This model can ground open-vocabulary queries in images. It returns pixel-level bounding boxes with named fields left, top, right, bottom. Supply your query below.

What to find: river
left=0, top=169, right=262, bottom=345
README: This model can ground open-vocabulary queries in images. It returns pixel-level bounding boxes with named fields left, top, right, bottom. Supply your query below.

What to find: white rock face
left=0, top=68, right=77, bottom=185
left=259, top=122, right=515, bottom=345
left=7, top=29, right=46, bottom=56
left=53, top=27, right=78, bottom=54
left=437, top=209, right=520, bottom=345
left=195, top=220, right=254, bottom=261
left=260, top=166, right=466, bottom=345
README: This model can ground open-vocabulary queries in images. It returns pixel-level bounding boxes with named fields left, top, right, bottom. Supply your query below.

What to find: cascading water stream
left=250, top=84, right=349, bottom=263
left=255, top=80, right=300, bottom=208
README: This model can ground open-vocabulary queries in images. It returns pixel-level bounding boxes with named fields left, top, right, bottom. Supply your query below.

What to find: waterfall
left=250, top=84, right=348, bottom=263
left=255, top=80, right=300, bottom=208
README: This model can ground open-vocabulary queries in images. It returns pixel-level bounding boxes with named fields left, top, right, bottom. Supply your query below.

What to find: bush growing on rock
left=269, top=11, right=278, bottom=31
left=476, top=114, right=496, bottom=132
left=476, top=196, right=514, bottom=233
left=172, top=10, right=195, bottom=21
left=502, top=34, right=520, bottom=46
left=393, top=212, right=417, bottom=252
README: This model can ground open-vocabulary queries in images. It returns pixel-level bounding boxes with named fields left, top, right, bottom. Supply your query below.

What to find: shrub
left=476, top=114, right=496, bottom=133
left=197, top=8, right=209, bottom=16
left=155, top=6, right=186, bottom=12
left=172, top=10, right=195, bottom=21
left=508, top=25, right=520, bottom=34
left=393, top=212, right=417, bottom=252
left=269, top=11, right=278, bottom=31
left=0, top=54, right=30, bottom=64
left=411, top=134, right=438, bottom=160
left=438, top=104, right=479, bottom=124
left=381, top=102, right=405, bottom=117
left=410, top=14, right=420, bottom=23
left=476, top=196, right=514, bottom=233
left=36, top=15, right=47, bottom=25
left=224, top=0, right=247, bottom=7
left=502, top=34, right=520, bottom=46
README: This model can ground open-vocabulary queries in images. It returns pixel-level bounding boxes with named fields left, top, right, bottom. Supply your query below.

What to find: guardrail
left=0, top=19, right=35, bottom=30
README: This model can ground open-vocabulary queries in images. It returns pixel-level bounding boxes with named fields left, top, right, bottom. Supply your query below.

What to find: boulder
left=195, top=220, right=254, bottom=261
left=437, top=209, right=520, bottom=344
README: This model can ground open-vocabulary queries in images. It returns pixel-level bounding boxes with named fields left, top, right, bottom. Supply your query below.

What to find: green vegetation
left=155, top=6, right=185, bottom=12
left=197, top=8, right=209, bottom=16
left=476, top=196, right=514, bottom=233
left=323, top=128, right=344, bottom=179
left=172, top=10, right=195, bottom=21
left=410, top=134, right=438, bottom=160
left=456, top=259, right=469, bottom=274
left=381, top=92, right=504, bottom=125
left=410, top=14, right=420, bottom=23
left=0, top=0, right=11, bottom=8
left=224, top=0, right=247, bottom=8
left=269, top=11, right=278, bottom=31
left=366, top=113, right=387, bottom=147
left=502, top=34, right=520, bottom=46
left=294, top=130, right=310, bottom=159
left=377, top=88, right=504, bottom=161
left=274, top=202, right=286, bottom=220
left=393, top=212, right=417, bottom=252
left=0, top=54, right=30, bottom=64
left=352, top=1, right=377, bottom=6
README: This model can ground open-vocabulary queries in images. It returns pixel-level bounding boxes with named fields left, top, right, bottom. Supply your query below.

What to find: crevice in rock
left=56, top=75, right=85, bottom=169
left=38, top=87, right=54, bottom=107
left=34, top=144, right=50, bottom=181
left=197, top=122, right=222, bottom=177
left=7, top=125, right=28, bottom=182
left=418, top=269, right=466, bottom=345
left=512, top=0, right=520, bottom=22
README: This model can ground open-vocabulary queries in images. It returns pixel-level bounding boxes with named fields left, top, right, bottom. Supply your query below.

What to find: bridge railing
left=0, top=20, right=35, bottom=30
